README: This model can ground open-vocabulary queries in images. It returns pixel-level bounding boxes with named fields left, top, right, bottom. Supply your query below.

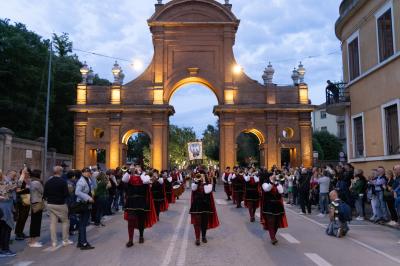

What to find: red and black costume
left=222, top=169, right=232, bottom=200
left=123, top=172, right=157, bottom=247
left=231, top=172, right=245, bottom=208
left=244, top=174, right=260, bottom=222
left=151, top=177, right=168, bottom=221
left=190, top=177, right=219, bottom=246
left=260, top=180, right=288, bottom=245
left=164, top=172, right=175, bottom=204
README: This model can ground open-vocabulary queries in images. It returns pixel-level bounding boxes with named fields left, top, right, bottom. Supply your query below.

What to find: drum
left=173, top=182, right=185, bottom=198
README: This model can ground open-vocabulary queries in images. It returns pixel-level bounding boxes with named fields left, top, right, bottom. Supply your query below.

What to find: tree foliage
left=236, top=132, right=260, bottom=167
left=0, top=19, right=110, bottom=154
left=202, top=124, right=219, bottom=161
left=313, top=131, right=342, bottom=160
left=127, top=133, right=151, bottom=167
left=168, top=125, right=196, bottom=169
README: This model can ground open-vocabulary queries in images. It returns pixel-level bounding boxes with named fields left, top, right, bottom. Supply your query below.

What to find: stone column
left=152, top=123, right=167, bottom=171
left=220, top=122, right=235, bottom=170
left=300, top=122, right=313, bottom=168
left=74, top=122, right=87, bottom=170
left=109, top=123, right=121, bottom=169
left=260, top=143, right=268, bottom=168
left=267, top=125, right=278, bottom=169
left=0, top=128, right=14, bottom=172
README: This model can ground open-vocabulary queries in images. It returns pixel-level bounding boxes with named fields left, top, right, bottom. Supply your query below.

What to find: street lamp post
left=43, top=42, right=53, bottom=180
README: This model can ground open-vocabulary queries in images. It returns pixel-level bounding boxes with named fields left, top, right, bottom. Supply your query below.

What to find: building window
left=348, top=35, right=360, bottom=81
left=353, top=116, right=364, bottom=158
left=338, top=122, right=345, bottom=139
left=376, top=6, right=394, bottom=62
left=384, top=104, right=399, bottom=155
left=321, top=126, right=327, bottom=132
left=320, top=111, right=327, bottom=119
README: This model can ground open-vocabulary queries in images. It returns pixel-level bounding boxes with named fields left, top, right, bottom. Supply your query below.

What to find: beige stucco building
left=329, top=0, right=400, bottom=171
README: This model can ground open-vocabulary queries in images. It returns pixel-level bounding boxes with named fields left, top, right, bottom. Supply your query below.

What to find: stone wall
left=0, top=127, right=72, bottom=179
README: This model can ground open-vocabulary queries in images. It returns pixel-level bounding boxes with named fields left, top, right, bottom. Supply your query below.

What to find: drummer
left=170, top=168, right=183, bottom=200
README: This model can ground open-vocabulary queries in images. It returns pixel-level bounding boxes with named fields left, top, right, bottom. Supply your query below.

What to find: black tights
left=154, top=202, right=161, bottom=219
left=194, top=214, right=209, bottom=240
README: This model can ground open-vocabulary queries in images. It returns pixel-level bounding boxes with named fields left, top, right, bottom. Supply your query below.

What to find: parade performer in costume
left=231, top=169, right=245, bottom=208
left=151, top=170, right=168, bottom=221
left=244, top=169, right=260, bottom=222
left=123, top=166, right=157, bottom=248
left=260, top=174, right=288, bottom=245
left=190, top=173, right=219, bottom=246
left=170, top=168, right=183, bottom=200
left=163, top=171, right=175, bottom=204
left=222, top=167, right=232, bottom=200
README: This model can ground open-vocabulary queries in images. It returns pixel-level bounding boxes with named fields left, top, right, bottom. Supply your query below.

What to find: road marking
left=286, top=207, right=400, bottom=264
left=176, top=217, right=191, bottom=266
left=160, top=206, right=188, bottom=266
left=43, top=244, right=62, bottom=252
left=305, top=253, right=332, bottom=266
left=215, top=199, right=228, bottom=205
left=279, top=233, right=300, bottom=244
left=13, top=261, right=34, bottom=266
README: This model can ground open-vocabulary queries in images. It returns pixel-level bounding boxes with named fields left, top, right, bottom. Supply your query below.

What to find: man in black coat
left=298, top=168, right=311, bottom=214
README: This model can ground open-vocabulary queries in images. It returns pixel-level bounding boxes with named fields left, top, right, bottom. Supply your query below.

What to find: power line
left=73, top=47, right=341, bottom=67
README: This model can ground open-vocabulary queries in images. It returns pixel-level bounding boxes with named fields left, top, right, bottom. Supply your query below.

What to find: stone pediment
left=149, top=0, right=239, bottom=24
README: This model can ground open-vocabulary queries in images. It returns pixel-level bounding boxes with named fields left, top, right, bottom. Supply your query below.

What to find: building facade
left=329, top=0, right=400, bottom=170
left=312, top=103, right=346, bottom=152
left=70, top=0, right=314, bottom=171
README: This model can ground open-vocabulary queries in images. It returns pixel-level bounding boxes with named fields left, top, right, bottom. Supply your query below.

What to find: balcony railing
left=326, top=82, right=349, bottom=105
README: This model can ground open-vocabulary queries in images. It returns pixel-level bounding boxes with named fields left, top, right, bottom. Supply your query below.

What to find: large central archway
left=70, top=0, right=313, bottom=172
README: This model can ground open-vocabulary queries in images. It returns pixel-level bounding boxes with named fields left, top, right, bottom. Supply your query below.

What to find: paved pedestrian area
left=3, top=186, right=400, bottom=266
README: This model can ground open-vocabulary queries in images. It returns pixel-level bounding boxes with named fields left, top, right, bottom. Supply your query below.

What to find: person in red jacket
left=189, top=173, right=219, bottom=246
left=260, top=174, right=288, bottom=245
left=122, top=167, right=157, bottom=248
left=244, top=169, right=260, bottom=222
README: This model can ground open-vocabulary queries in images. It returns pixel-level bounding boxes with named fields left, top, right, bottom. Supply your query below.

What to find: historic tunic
left=190, top=182, right=219, bottom=229
left=151, top=178, right=168, bottom=212
left=260, top=182, right=288, bottom=230
left=244, top=175, right=260, bottom=208
left=123, top=173, right=157, bottom=228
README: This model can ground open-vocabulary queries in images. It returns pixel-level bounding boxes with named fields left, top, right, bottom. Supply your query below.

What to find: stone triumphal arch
left=70, top=0, right=313, bottom=171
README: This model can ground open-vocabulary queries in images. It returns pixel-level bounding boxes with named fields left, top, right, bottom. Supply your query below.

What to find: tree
left=236, top=132, right=260, bottom=167
left=168, top=125, right=196, bottom=169
left=52, top=33, right=72, bottom=57
left=313, top=131, right=342, bottom=160
left=0, top=19, right=110, bottom=155
left=127, top=133, right=151, bottom=167
left=202, top=124, right=219, bottom=161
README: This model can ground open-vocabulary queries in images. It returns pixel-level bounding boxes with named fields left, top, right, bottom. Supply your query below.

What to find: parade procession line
left=285, top=206, right=400, bottom=265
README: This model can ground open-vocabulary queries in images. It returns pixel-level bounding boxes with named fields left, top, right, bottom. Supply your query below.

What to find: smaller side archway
left=121, top=129, right=152, bottom=168
left=235, top=128, right=266, bottom=168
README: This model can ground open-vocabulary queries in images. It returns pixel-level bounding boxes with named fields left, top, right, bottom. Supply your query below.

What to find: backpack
left=338, top=201, right=352, bottom=222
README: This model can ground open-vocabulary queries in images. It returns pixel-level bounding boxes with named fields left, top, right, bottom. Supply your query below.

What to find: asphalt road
left=3, top=186, right=400, bottom=266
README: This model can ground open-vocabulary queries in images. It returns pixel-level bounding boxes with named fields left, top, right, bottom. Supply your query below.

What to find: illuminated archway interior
left=236, top=129, right=265, bottom=167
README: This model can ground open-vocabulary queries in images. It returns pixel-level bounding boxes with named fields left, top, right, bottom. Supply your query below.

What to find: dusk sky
left=0, top=0, right=343, bottom=137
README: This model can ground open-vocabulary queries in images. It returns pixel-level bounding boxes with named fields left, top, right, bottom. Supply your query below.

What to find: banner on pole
left=188, top=142, right=203, bottom=160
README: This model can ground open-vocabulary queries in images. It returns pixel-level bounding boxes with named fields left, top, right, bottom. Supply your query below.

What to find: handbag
left=21, top=194, right=31, bottom=206
left=69, top=201, right=89, bottom=214
left=31, top=201, right=45, bottom=213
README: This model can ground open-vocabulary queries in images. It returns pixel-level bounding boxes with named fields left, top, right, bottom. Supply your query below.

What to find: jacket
left=75, top=176, right=93, bottom=203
